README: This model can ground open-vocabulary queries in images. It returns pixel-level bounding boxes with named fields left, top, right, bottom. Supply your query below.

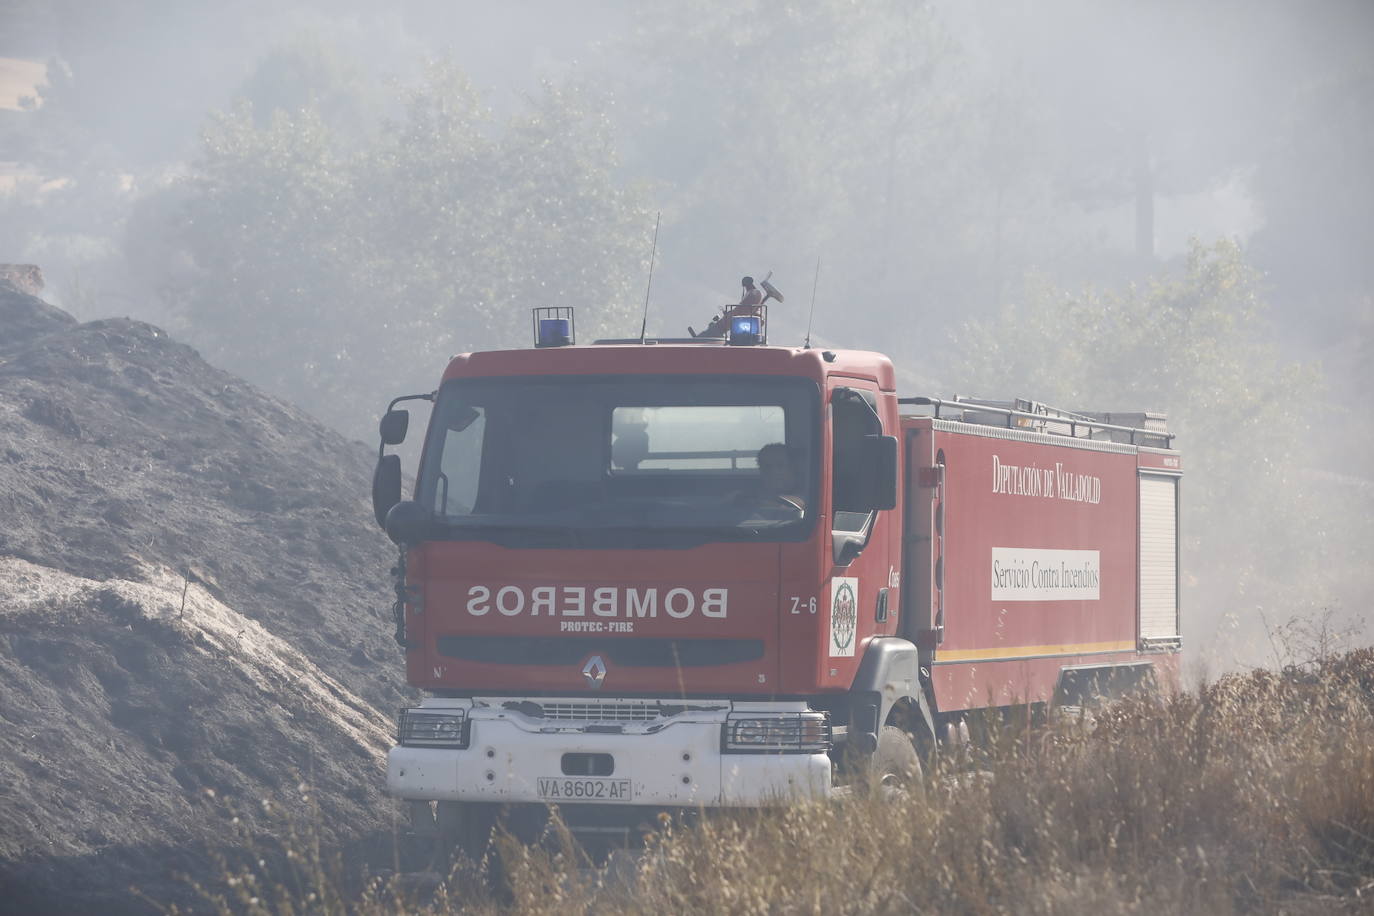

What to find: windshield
left=417, top=374, right=818, bottom=542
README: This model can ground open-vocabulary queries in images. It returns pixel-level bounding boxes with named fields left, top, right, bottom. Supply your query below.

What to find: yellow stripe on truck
left=934, top=639, right=1136, bottom=662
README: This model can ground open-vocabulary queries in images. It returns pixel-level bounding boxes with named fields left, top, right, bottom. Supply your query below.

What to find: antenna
left=638, top=211, right=660, bottom=344
left=803, top=256, right=821, bottom=348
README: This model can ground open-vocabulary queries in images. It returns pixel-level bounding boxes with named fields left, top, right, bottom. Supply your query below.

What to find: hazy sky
left=3, top=0, right=1368, bottom=330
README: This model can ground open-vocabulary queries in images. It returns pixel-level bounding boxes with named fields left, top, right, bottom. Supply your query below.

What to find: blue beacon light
left=728, top=315, right=762, bottom=345
left=537, top=318, right=571, bottom=347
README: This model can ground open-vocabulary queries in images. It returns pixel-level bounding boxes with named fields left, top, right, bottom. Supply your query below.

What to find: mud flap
left=849, top=637, right=935, bottom=751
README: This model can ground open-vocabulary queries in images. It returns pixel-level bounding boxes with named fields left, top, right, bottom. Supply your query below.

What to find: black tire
left=436, top=800, right=497, bottom=864
left=438, top=803, right=555, bottom=897
left=870, top=725, right=923, bottom=791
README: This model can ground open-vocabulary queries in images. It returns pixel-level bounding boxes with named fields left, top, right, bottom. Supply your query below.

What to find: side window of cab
left=831, top=387, right=880, bottom=532
left=829, top=385, right=897, bottom=565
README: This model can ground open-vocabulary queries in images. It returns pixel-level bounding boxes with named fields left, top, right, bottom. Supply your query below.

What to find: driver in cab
left=736, top=442, right=806, bottom=514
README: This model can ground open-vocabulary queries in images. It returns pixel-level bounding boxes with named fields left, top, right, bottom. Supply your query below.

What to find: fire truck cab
left=371, top=309, right=1181, bottom=848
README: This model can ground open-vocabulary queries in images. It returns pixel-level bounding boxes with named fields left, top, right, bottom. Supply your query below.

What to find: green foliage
left=950, top=240, right=1332, bottom=652
left=169, top=57, right=650, bottom=435
left=235, top=34, right=381, bottom=136
left=952, top=239, right=1298, bottom=411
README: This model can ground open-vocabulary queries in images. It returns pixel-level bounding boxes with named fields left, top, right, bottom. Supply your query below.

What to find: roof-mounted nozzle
left=760, top=276, right=784, bottom=304
left=533, top=307, right=575, bottom=348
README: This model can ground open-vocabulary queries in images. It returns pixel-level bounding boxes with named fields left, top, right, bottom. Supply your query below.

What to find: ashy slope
left=0, top=283, right=413, bottom=913
left=0, top=283, right=407, bottom=713
left=0, top=560, right=395, bottom=913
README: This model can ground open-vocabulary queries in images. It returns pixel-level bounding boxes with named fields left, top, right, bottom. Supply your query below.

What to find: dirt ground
left=0, top=281, right=418, bottom=913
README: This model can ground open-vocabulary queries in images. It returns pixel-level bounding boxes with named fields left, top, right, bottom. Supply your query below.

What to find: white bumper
left=387, top=698, right=832, bottom=808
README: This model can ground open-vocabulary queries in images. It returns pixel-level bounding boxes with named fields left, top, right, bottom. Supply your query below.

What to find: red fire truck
left=371, top=307, right=1181, bottom=852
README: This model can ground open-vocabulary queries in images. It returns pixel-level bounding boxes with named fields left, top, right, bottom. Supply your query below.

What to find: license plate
left=537, top=777, right=634, bottom=802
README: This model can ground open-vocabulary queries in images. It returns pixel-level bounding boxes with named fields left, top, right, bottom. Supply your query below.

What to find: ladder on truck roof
left=898, top=395, right=1173, bottom=448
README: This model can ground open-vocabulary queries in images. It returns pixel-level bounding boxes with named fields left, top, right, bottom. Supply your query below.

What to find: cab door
left=816, top=379, right=900, bottom=687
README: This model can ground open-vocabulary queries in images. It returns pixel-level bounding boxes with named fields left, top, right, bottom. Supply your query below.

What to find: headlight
left=397, top=708, right=470, bottom=748
left=723, top=712, right=831, bottom=754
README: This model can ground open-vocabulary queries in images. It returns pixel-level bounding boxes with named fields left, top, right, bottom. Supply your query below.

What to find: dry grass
left=188, top=648, right=1374, bottom=915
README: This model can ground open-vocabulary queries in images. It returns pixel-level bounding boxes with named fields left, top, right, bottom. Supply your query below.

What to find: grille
left=539, top=703, right=665, bottom=722
left=438, top=635, right=765, bottom=667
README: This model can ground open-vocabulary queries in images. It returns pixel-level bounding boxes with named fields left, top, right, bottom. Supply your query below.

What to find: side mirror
left=385, top=500, right=432, bottom=546
left=379, top=409, right=409, bottom=446
left=372, top=454, right=402, bottom=528
left=833, top=531, right=865, bottom=567
left=862, top=434, right=898, bottom=510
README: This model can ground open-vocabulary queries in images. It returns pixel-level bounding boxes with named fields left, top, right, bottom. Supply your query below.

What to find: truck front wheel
left=870, top=725, right=923, bottom=791
left=436, top=800, right=497, bottom=864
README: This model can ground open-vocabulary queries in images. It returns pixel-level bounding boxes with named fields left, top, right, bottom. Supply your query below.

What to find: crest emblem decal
left=829, top=577, right=858, bottom=658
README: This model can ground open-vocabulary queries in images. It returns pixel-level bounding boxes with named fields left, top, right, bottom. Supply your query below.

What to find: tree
left=621, top=1, right=979, bottom=349
left=962, top=0, right=1286, bottom=266
left=163, top=56, right=651, bottom=438
left=1248, top=54, right=1374, bottom=348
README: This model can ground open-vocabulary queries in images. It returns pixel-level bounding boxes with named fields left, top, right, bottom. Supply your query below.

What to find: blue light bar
left=728, top=315, right=762, bottom=345
left=537, top=318, right=572, bottom=347
left=731, top=315, right=760, bottom=336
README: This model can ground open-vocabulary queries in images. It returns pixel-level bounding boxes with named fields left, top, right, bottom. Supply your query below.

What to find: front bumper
left=387, top=697, right=832, bottom=807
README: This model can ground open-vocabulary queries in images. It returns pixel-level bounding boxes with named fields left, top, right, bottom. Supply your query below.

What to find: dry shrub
left=191, top=650, right=1374, bottom=914
left=497, top=649, right=1374, bottom=914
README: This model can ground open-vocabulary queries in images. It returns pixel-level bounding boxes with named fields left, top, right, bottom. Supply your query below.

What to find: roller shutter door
left=1138, top=474, right=1179, bottom=639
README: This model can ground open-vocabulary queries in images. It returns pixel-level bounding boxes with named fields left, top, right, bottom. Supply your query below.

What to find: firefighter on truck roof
left=690, top=274, right=780, bottom=338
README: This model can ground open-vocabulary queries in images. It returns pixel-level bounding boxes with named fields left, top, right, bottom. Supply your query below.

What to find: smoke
left=2, top=0, right=1370, bottom=665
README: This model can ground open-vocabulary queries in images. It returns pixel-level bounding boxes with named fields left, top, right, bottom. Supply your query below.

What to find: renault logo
left=582, top=655, right=607, bottom=690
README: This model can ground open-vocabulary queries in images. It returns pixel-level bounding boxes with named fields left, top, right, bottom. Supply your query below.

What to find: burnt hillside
left=0, top=280, right=412, bottom=913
